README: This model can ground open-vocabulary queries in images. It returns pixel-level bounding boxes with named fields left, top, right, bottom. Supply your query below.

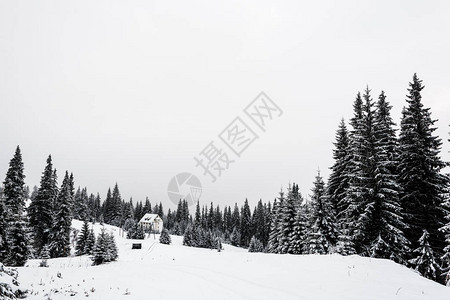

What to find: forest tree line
left=0, top=74, right=448, bottom=285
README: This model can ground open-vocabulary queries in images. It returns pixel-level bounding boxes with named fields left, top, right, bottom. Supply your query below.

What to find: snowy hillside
left=14, top=220, right=450, bottom=300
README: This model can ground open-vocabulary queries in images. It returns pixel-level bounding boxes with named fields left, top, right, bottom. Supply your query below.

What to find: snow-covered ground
left=15, top=220, right=450, bottom=299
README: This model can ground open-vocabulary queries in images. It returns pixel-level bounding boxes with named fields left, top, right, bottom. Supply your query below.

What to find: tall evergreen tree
left=369, top=91, right=409, bottom=263
left=240, top=199, right=252, bottom=247
left=49, top=171, right=73, bottom=258
left=327, top=119, right=350, bottom=220
left=0, top=196, right=7, bottom=262
left=2, top=146, right=28, bottom=266
left=76, top=220, right=90, bottom=256
left=306, top=171, right=338, bottom=254
left=340, top=92, right=365, bottom=241
left=111, top=183, right=122, bottom=226
left=268, top=193, right=283, bottom=253
left=278, top=184, right=300, bottom=254
left=398, top=74, right=449, bottom=257
left=28, top=155, right=57, bottom=253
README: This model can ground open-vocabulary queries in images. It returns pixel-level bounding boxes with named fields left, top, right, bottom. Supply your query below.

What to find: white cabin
left=138, top=213, right=163, bottom=233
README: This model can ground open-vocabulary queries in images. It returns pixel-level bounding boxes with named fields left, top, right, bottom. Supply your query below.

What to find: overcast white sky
left=1, top=0, right=449, bottom=210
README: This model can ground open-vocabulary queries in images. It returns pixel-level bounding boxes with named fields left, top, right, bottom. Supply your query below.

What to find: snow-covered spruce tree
left=248, top=236, right=264, bottom=253
left=5, top=221, right=28, bottom=267
left=75, top=220, right=90, bottom=256
left=0, top=262, right=26, bottom=299
left=306, top=171, right=338, bottom=254
left=122, top=218, right=136, bottom=232
left=240, top=199, right=252, bottom=248
left=289, top=194, right=306, bottom=254
left=230, top=227, right=241, bottom=247
left=107, top=233, right=118, bottom=261
left=410, top=230, right=440, bottom=281
left=277, top=184, right=300, bottom=254
left=398, top=74, right=449, bottom=264
left=92, top=228, right=117, bottom=265
left=216, top=237, right=223, bottom=252
left=340, top=92, right=366, bottom=247
left=49, top=171, right=73, bottom=258
left=327, top=119, right=350, bottom=221
left=353, top=88, right=378, bottom=253
left=85, top=229, right=96, bottom=255
left=28, top=155, right=58, bottom=253
left=2, top=146, right=29, bottom=267
left=440, top=160, right=450, bottom=286
left=183, top=224, right=194, bottom=246
left=159, top=228, right=171, bottom=245
left=369, top=91, right=409, bottom=263
left=267, top=193, right=283, bottom=253
left=127, top=223, right=145, bottom=239
left=39, top=244, right=50, bottom=267
left=102, top=188, right=113, bottom=224
left=251, top=200, right=266, bottom=246
left=0, top=198, right=8, bottom=262
left=110, top=183, right=123, bottom=227
left=342, top=88, right=380, bottom=254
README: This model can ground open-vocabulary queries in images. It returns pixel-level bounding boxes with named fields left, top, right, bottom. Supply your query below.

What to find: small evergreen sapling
left=409, top=230, right=440, bottom=281
left=85, top=229, right=95, bottom=255
left=92, top=229, right=118, bottom=265
left=248, top=236, right=264, bottom=253
left=159, top=228, right=171, bottom=245
left=39, top=244, right=50, bottom=267
left=75, top=220, right=90, bottom=256
left=230, top=227, right=240, bottom=247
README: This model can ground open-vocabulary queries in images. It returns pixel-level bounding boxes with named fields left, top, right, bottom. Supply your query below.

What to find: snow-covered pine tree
left=327, top=119, right=350, bottom=221
left=92, top=228, right=117, bottom=265
left=159, top=228, right=171, bottom=245
left=409, top=230, right=440, bottom=281
left=306, top=171, right=338, bottom=254
left=0, top=262, right=26, bottom=299
left=134, top=224, right=145, bottom=239
left=398, top=74, right=449, bottom=259
left=343, top=89, right=378, bottom=254
left=3, top=146, right=26, bottom=221
left=289, top=194, right=306, bottom=254
left=252, top=200, right=266, bottom=246
left=0, top=198, right=7, bottom=262
left=39, top=244, right=50, bottom=267
left=267, top=192, right=283, bottom=253
left=28, top=155, right=58, bottom=253
left=183, top=224, right=194, bottom=246
left=102, top=188, right=113, bottom=224
left=5, top=220, right=28, bottom=267
left=440, top=163, right=450, bottom=286
left=194, top=201, right=201, bottom=226
left=340, top=92, right=365, bottom=248
left=369, top=91, right=409, bottom=263
left=75, top=220, right=90, bottom=256
left=240, top=199, right=252, bottom=247
left=230, top=227, right=240, bottom=247
left=85, top=229, right=95, bottom=255
left=49, top=171, right=73, bottom=258
left=110, top=184, right=122, bottom=226
left=248, top=236, right=264, bottom=253
left=107, top=233, right=118, bottom=261
left=278, top=184, right=300, bottom=254
left=2, top=146, right=28, bottom=266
